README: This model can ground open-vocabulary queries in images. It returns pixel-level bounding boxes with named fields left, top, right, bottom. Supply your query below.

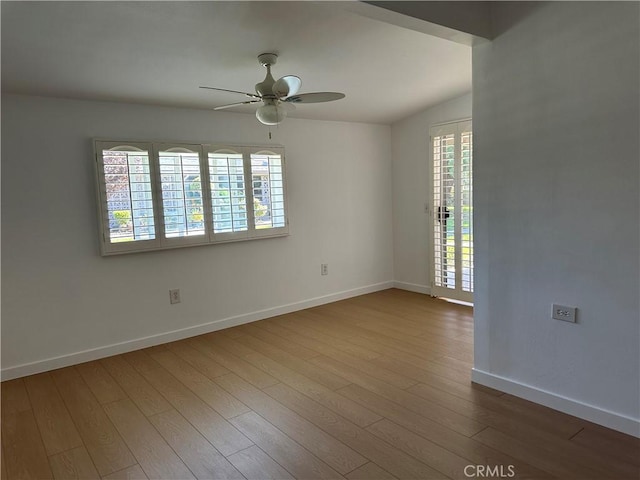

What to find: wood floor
left=2, top=289, right=639, bottom=480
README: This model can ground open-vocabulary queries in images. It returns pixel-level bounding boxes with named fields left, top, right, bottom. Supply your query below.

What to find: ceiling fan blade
left=283, top=92, right=345, bottom=104
left=200, top=86, right=261, bottom=99
left=214, top=100, right=261, bottom=111
left=273, top=75, right=301, bottom=98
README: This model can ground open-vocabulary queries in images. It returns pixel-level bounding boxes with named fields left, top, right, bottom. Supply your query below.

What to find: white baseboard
left=393, top=281, right=431, bottom=295
left=1, top=281, right=393, bottom=381
left=472, top=368, right=640, bottom=438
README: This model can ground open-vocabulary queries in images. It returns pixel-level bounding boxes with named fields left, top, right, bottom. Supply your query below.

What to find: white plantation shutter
left=249, top=147, right=288, bottom=236
left=95, top=140, right=288, bottom=255
left=206, top=147, right=250, bottom=241
left=95, top=141, right=160, bottom=255
left=432, top=130, right=456, bottom=290
left=430, top=120, right=473, bottom=303
left=460, top=129, right=473, bottom=293
left=155, top=144, right=209, bottom=246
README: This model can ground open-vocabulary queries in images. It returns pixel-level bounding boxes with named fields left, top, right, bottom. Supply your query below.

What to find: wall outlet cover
left=552, top=304, right=576, bottom=323
left=169, top=289, right=181, bottom=304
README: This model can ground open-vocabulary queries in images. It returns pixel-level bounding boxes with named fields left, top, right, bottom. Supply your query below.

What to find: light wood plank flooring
left=2, top=289, right=639, bottom=479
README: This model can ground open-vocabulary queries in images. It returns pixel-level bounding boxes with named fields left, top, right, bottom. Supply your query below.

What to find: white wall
left=1, top=94, right=393, bottom=377
left=473, top=2, right=639, bottom=435
left=391, top=93, right=472, bottom=293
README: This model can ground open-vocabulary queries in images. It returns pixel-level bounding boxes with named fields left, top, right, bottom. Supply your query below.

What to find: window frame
left=94, top=139, right=289, bottom=256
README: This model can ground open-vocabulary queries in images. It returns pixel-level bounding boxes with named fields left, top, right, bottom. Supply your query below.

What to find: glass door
left=430, top=120, right=473, bottom=303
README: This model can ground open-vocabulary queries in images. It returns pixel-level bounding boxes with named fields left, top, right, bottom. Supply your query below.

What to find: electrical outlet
left=321, top=263, right=329, bottom=276
left=552, top=304, right=576, bottom=323
left=169, top=289, right=181, bottom=304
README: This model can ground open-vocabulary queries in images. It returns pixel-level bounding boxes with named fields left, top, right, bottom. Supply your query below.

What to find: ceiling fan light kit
left=256, top=100, right=287, bottom=126
left=200, top=53, right=345, bottom=126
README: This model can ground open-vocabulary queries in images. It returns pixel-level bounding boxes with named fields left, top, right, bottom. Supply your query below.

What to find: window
left=207, top=148, right=248, bottom=240
left=157, top=144, right=207, bottom=245
left=95, top=140, right=288, bottom=255
left=250, top=150, right=286, bottom=233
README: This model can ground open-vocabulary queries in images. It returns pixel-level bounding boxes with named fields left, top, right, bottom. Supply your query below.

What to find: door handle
left=437, top=206, right=451, bottom=223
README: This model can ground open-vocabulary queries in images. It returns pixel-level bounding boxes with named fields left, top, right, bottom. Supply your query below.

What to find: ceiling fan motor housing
left=255, top=53, right=278, bottom=98
left=255, top=68, right=276, bottom=98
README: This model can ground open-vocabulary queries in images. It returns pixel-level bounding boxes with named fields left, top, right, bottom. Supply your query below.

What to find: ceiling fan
left=200, top=53, right=345, bottom=126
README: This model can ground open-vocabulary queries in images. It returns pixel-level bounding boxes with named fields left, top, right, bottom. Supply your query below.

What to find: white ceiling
left=1, top=1, right=471, bottom=125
